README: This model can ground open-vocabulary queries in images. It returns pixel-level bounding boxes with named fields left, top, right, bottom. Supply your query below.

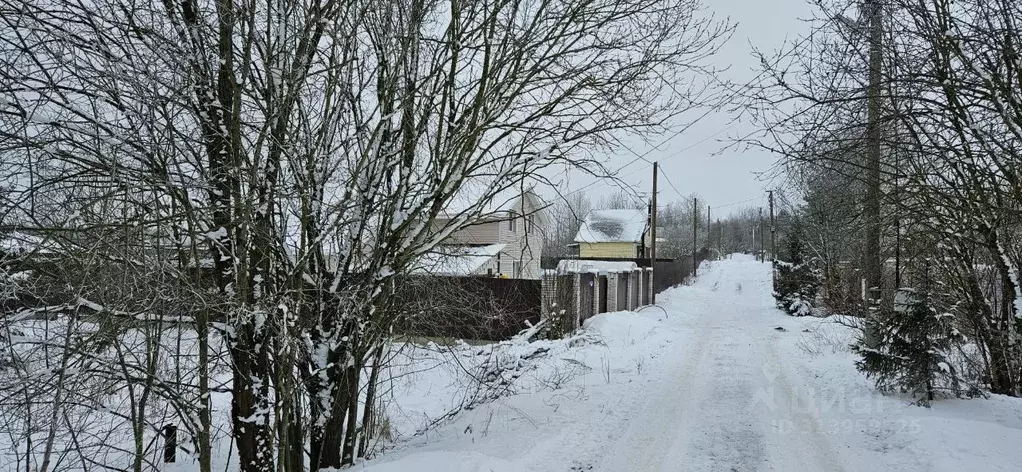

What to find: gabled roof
left=409, top=244, right=506, bottom=276
left=443, top=187, right=519, bottom=216
left=440, top=180, right=543, bottom=219
left=574, top=209, right=649, bottom=244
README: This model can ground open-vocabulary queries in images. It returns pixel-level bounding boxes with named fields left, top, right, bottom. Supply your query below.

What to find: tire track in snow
left=674, top=326, right=768, bottom=471
left=594, top=321, right=714, bottom=471
left=757, top=340, right=847, bottom=472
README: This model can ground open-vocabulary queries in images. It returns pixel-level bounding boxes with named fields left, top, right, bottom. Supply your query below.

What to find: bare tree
left=748, top=0, right=1022, bottom=397
left=542, top=193, right=592, bottom=258
left=1, top=0, right=733, bottom=469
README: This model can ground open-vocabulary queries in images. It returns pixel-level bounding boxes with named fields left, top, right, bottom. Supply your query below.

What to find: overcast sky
left=549, top=0, right=813, bottom=218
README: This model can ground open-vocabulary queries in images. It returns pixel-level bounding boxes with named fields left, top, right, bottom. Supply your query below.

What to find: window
left=512, top=261, right=522, bottom=277
left=509, top=211, right=517, bottom=232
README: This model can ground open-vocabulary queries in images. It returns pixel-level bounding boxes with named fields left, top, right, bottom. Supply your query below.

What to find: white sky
left=549, top=0, right=812, bottom=217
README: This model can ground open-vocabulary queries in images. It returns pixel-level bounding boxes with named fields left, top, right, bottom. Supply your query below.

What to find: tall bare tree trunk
left=342, top=359, right=363, bottom=465
left=196, top=308, right=212, bottom=472
left=359, top=344, right=386, bottom=459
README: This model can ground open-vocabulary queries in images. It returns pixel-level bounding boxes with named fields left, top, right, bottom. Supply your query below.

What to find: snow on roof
left=574, top=209, right=648, bottom=244
left=441, top=182, right=522, bottom=217
left=556, top=259, right=638, bottom=274
left=410, top=244, right=506, bottom=276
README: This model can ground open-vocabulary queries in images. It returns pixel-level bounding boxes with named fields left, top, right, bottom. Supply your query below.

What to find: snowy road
left=361, top=254, right=1022, bottom=472
left=595, top=256, right=844, bottom=472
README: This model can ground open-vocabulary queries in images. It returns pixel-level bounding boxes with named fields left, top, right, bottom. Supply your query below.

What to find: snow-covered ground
left=9, top=255, right=1017, bottom=470
left=358, top=254, right=1022, bottom=471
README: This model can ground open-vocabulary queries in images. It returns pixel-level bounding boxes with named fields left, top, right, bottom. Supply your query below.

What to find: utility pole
left=759, top=207, right=765, bottom=263
left=651, top=162, right=658, bottom=304
left=751, top=224, right=756, bottom=257
left=769, top=190, right=776, bottom=287
left=692, top=197, right=698, bottom=277
left=864, top=0, right=884, bottom=346
left=895, top=158, right=901, bottom=289
left=894, top=145, right=902, bottom=289
left=717, top=219, right=722, bottom=258
left=706, top=205, right=711, bottom=258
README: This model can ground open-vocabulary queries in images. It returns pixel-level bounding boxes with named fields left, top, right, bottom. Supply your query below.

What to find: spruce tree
left=853, top=291, right=963, bottom=406
left=773, top=215, right=819, bottom=316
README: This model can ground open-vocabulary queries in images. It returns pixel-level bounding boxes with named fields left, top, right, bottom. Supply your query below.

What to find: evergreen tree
left=773, top=215, right=819, bottom=316
left=853, top=291, right=964, bottom=406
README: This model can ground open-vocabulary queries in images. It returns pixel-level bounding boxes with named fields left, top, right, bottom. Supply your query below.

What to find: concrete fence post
left=606, top=271, right=619, bottom=312
left=541, top=270, right=557, bottom=330
left=542, top=270, right=577, bottom=337
left=637, top=268, right=647, bottom=306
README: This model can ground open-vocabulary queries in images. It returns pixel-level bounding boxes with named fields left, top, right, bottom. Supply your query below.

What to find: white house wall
left=431, top=191, right=544, bottom=279
left=495, top=192, right=542, bottom=279
left=446, top=220, right=501, bottom=245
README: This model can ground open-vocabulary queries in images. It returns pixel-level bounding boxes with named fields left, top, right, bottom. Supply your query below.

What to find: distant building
left=411, top=186, right=544, bottom=279
left=572, top=209, right=652, bottom=258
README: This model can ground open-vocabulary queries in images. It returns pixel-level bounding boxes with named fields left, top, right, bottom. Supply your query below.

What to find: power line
left=630, top=122, right=738, bottom=167
left=714, top=196, right=765, bottom=209
left=555, top=63, right=776, bottom=205
left=559, top=122, right=736, bottom=202
left=660, top=172, right=685, bottom=199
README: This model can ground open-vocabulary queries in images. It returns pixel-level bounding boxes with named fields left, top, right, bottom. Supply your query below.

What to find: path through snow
left=359, top=255, right=1022, bottom=472
left=596, top=256, right=844, bottom=471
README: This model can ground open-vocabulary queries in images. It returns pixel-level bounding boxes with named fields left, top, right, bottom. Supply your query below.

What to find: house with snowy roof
left=572, top=208, right=652, bottom=259
left=410, top=185, right=544, bottom=279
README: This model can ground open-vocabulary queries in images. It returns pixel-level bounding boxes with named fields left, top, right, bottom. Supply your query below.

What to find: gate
left=598, top=275, right=608, bottom=313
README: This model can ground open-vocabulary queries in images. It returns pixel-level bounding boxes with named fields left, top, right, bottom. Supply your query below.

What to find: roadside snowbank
left=357, top=309, right=682, bottom=471
left=355, top=450, right=517, bottom=472
left=774, top=315, right=1022, bottom=471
